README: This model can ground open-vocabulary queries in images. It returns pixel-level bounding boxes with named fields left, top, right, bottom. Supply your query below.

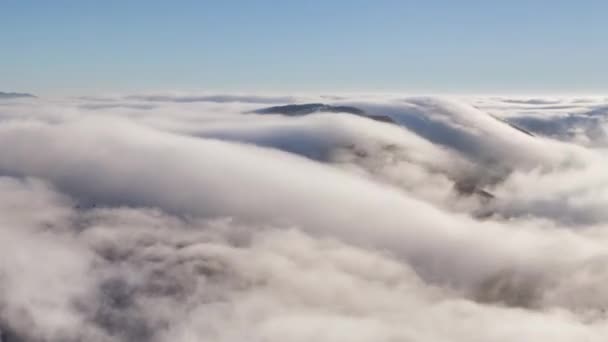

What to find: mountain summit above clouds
left=0, top=91, right=36, bottom=99
left=253, top=103, right=397, bottom=123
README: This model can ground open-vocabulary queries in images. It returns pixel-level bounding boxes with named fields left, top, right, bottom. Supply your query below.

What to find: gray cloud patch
left=126, top=94, right=299, bottom=104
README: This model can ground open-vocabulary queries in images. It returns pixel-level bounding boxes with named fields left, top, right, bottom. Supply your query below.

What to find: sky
left=1, top=0, right=607, bottom=95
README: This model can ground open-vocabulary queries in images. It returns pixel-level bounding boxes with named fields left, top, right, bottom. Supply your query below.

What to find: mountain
left=0, top=92, right=36, bottom=99
left=485, top=113, right=534, bottom=137
left=252, top=103, right=396, bottom=124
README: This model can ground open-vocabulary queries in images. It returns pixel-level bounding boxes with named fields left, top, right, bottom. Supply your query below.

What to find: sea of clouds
left=1, top=93, right=608, bottom=341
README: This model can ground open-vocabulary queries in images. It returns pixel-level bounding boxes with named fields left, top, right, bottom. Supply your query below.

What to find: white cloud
left=1, top=94, right=608, bottom=341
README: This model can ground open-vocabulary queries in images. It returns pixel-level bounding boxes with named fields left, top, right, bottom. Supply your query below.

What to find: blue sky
left=1, top=0, right=606, bottom=95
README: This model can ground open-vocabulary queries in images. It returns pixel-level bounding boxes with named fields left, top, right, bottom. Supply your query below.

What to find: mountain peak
left=0, top=91, right=36, bottom=99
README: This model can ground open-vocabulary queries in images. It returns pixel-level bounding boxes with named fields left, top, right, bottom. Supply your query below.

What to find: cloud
left=125, top=93, right=301, bottom=104
left=1, top=94, right=608, bottom=341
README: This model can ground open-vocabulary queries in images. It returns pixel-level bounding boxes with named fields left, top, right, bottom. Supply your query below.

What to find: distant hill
left=252, top=103, right=396, bottom=124
left=0, top=91, right=36, bottom=99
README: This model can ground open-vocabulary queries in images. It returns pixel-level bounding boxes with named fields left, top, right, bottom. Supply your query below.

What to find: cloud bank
left=1, top=94, right=608, bottom=341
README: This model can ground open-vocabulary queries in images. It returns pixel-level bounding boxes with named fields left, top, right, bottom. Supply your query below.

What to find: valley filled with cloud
left=1, top=93, right=608, bottom=341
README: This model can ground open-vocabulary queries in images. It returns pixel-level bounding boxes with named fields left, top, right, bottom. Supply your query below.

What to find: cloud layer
left=1, top=94, right=608, bottom=341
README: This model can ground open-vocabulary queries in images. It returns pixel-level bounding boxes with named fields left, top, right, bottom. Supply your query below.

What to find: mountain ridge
left=0, top=91, right=36, bottom=99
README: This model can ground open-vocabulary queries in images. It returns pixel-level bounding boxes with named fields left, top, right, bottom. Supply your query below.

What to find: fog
left=1, top=94, right=608, bottom=341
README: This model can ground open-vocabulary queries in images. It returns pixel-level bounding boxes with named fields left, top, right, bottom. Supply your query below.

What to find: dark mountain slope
left=252, top=103, right=396, bottom=124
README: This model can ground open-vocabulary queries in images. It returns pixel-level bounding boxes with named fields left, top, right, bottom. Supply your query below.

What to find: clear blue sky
left=1, top=0, right=606, bottom=95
